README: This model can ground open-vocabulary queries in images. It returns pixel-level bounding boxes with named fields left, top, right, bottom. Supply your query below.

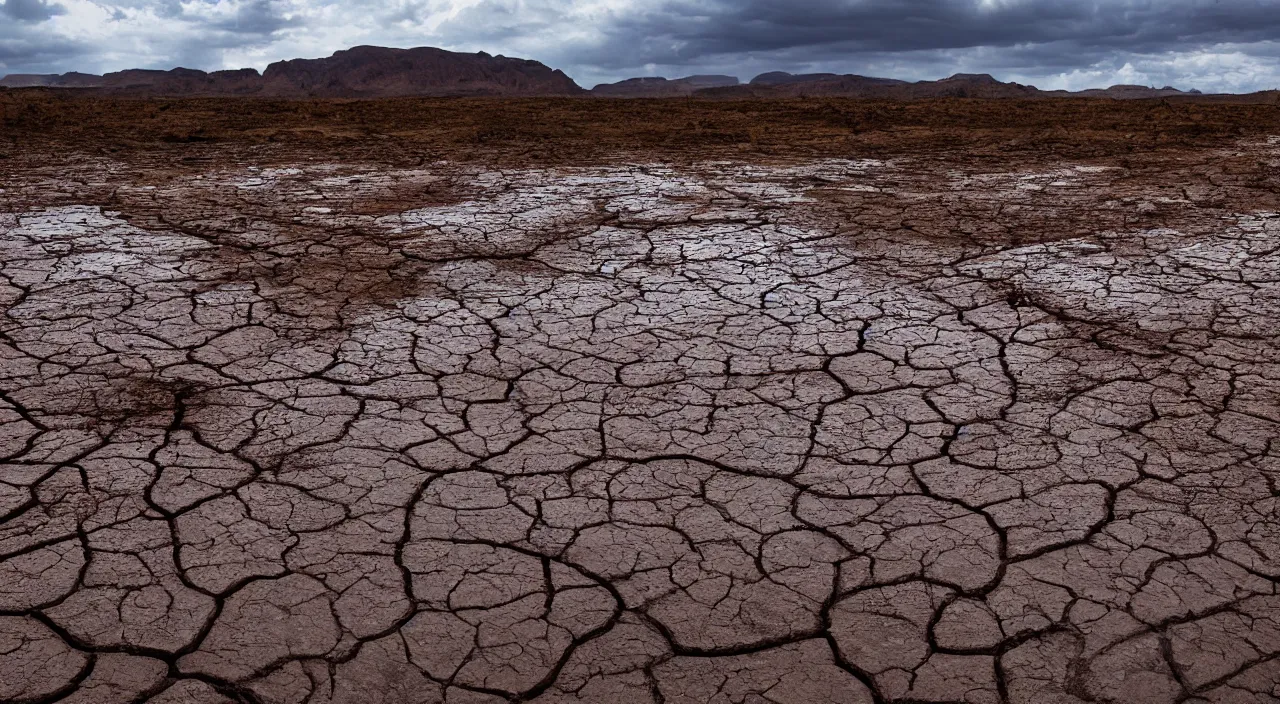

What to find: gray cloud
left=2, top=0, right=65, bottom=22
left=207, top=0, right=299, bottom=35
left=559, top=0, right=1280, bottom=68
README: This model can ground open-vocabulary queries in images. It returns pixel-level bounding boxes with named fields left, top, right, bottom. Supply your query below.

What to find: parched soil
left=3, top=95, right=1280, bottom=703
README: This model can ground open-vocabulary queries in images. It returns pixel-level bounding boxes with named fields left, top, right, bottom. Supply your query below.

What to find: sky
left=3, top=0, right=1280, bottom=92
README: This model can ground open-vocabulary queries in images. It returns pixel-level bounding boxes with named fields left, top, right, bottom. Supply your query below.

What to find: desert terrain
left=3, top=93, right=1280, bottom=703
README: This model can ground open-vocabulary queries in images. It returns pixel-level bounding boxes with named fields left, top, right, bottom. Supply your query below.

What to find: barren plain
left=3, top=94, right=1280, bottom=703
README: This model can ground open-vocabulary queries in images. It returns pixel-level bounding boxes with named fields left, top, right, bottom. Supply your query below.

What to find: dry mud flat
left=3, top=132, right=1280, bottom=704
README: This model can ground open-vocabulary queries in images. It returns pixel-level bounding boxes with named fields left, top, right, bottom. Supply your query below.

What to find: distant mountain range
left=0, top=45, right=1229, bottom=100
left=0, top=46, right=581, bottom=98
left=592, top=71, right=1204, bottom=99
left=590, top=75, right=740, bottom=97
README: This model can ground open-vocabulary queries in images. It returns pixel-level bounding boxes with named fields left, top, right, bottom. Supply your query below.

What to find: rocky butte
left=589, top=75, right=741, bottom=97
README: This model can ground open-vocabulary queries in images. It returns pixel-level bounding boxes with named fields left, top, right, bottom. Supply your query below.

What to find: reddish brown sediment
left=2, top=97, right=1280, bottom=703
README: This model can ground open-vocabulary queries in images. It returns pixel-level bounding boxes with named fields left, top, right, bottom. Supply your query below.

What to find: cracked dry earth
left=3, top=142, right=1280, bottom=704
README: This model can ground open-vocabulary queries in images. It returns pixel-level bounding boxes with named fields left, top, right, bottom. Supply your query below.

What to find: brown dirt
left=3, top=91, right=1279, bottom=165
left=4, top=94, right=1280, bottom=704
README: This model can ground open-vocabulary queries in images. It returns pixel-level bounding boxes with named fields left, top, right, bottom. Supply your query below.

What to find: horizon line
left=2, top=44, right=1272, bottom=96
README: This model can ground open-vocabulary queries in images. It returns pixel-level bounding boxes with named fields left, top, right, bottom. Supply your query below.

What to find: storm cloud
left=587, top=0, right=1280, bottom=60
left=2, top=0, right=65, bottom=22
left=2, top=0, right=1279, bottom=92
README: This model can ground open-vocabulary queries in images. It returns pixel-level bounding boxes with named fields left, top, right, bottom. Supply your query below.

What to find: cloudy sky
left=3, top=0, right=1280, bottom=92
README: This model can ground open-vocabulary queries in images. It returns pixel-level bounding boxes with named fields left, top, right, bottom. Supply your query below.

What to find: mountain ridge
left=0, top=46, right=1228, bottom=99
left=0, top=46, right=583, bottom=97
